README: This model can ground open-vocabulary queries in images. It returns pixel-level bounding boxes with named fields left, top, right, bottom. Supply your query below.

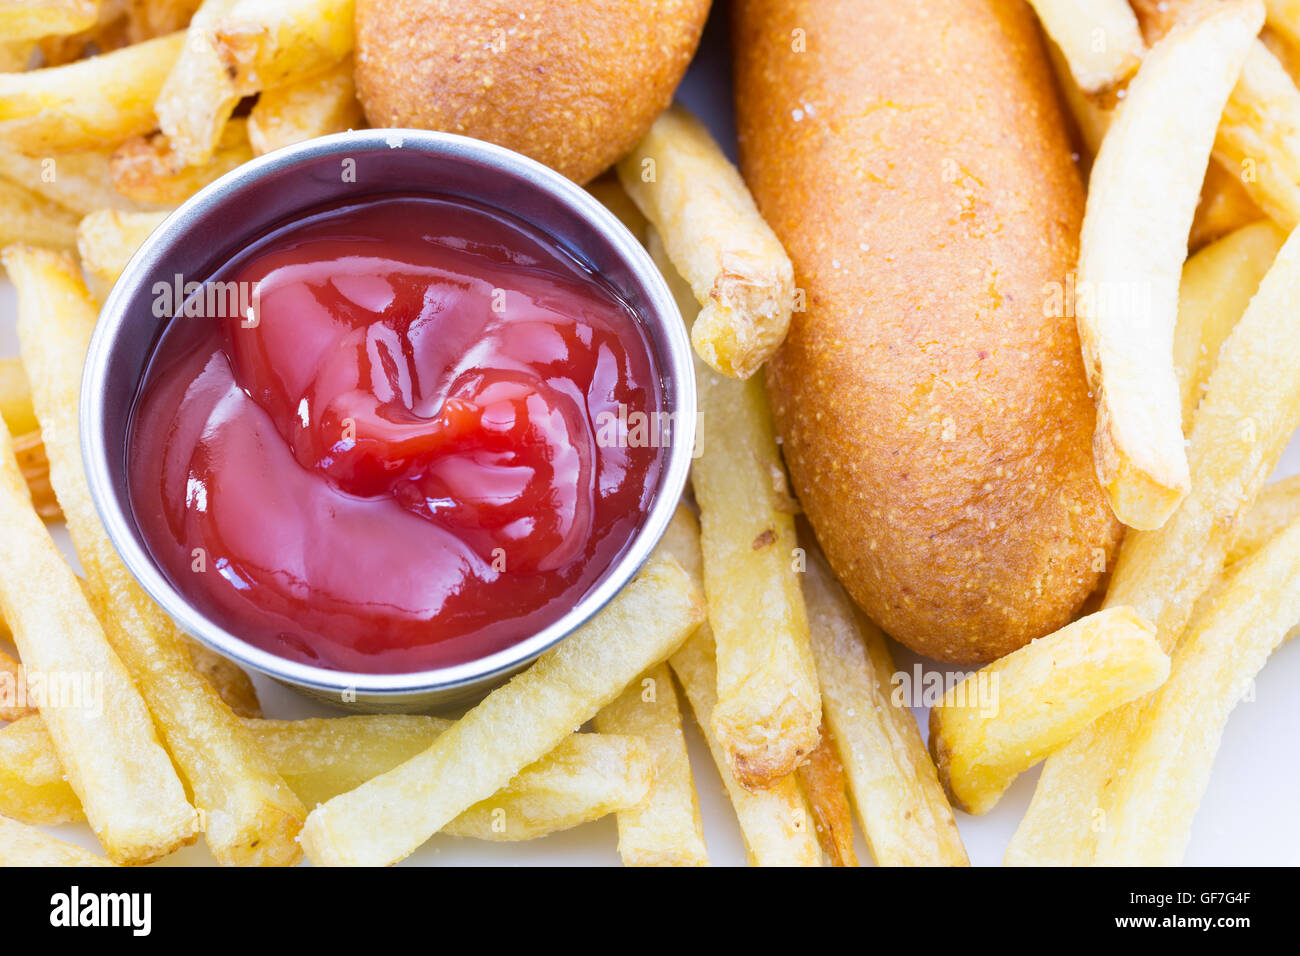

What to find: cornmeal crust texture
left=733, top=0, right=1123, bottom=664
left=355, top=0, right=711, bottom=184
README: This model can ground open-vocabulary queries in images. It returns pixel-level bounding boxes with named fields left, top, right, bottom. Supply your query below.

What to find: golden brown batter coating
left=355, top=0, right=711, bottom=184
left=733, top=0, right=1122, bottom=663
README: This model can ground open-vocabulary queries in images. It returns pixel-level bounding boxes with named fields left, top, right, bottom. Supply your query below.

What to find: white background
left=4, top=9, right=1298, bottom=866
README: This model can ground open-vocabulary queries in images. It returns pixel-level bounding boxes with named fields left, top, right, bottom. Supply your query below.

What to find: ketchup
left=128, top=195, right=664, bottom=673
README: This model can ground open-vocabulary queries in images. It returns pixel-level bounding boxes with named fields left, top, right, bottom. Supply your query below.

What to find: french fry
left=619, top=106, right=795, bottom=379
left=0, top=177, right=77, bottom=249
left=0, top=646, right=32, bottom=721
left=1138, top=0, right=1300, bottom=234
left=594, top=663, right=709, bottom=866
left=1173, top=221, right=1283, bottom=427
left=1046, top=36, right=1260, bottom=252
left=1265, top=0, right=1300, bottom=48
left=1190, top=158, right=1264, bottom=251
left=111, top=116, right=251, bottom=205
left=7, top=244, right=306, bottom=867
left=1045, top=37, right=1110, bottom=159
left=0, top=40, right=33, bottom=72
left=1226, top=474, right=1300, bottom=565
left=1093, top=517, right=1300, bottom=865
left=1075, top=0, right=1262, bottom=531
left=0, top=356, right=36, bottom=434
left=0, top=814, right=113, bottom=867
left=155, top=0, right=241, bottom=165
left=212, top=0, right=354, bottom=95
left=795, top=730, right=857, bottom=867
left=247, top=57, right=362, bottom=155
left=0, top=31, right=184, bottom=154
left=0, top=148, right=150, bottom=215
left=12, top=429, right=60, bottom=519
left=0, top=0, right=100, bottom=42
left=1026, top=0, right=1145, bottom=94
left=1009, top=209, right=1300, bottom=866
left=0, top=413, right=196, bottom=864
left=800, top=536, right=969, bottom=866
left=1215, top=41, right=1300, bottom=232
left=126, top=0, right=202, bottom=40
left=36, top=0, right=132, bottom=66
left=76, top=208, right=169, bottom=300
left=185, top=639, right=261, bottom=719
left=299, top=556, right=704, bottom=866
left=0, top=714, right=83, bottom=823
left=929, top=607, right=1168, bottom=815
left=649, top=230, right=820, bottom=790
left=658, top=506, right=821, bottom=867
left=4, top=714, right=656, bottom=843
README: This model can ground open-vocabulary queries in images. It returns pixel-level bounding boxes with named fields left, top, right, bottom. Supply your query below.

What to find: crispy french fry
left=1265, top=0, right=1300, bottom=48
left=1076, top=0, right=1262, bottom=531
left=12, top=428, right=59, bottom=519
left=929, top=607, right=1168, bottom=815
left=594, top=663, right=709, bottom=866
left=1009, top=210, right=1300, bottom=866
left=800, top=536, right=969, bottom=866
left=184, top=639, right=261, bottom=719
left=111, top=116, right=251, bottom=206
left=658, top=506, right=821, bottom=867
left=0, top=148, right=152, bottom=216
left=0, top=645, right=32, bottom=721
left=247, top=57, right=361, bottom=155
left=1216, top=40, right=1300, bottom=232
left=1190, top=158, right=1264, bottom=251
left=76, top=208, right=169, bottom=300
left=1047, top=36, right=1260, bottom=252
left=1093, top=517, right=1300, bottom=865
left=5, top=714, right=656, bottom=843
left=1046, top=37, right=1110, bottom=159
left=0, top=411, right=196, bottom=864
left=442, top=740, right=652, bottom=843
left=8, top=244, right=305, bottom=867
left=586, top=171, right=648, bottom=242
left=620, top=106, right=795, bottom=379
left=0, top=714, right=83, bottom=823
left=126, top=0, right=202, bottom=40
left=1137, top=1, right=1300, bottom=234
left=795, top=730, right=857, bottom=867
left=272, top=721, right=657, bottom=843
left=1227, top=473, right=1300, bottom=564
left=1026, top=0, right=1145, bottom=94
left=212, top=0, right=353, bottom=95
left=1174, top=221, right=1283, bottom=427
left=0, top=0, right=100, bottom=42
left=300, top=556, right=703, bottom=866
left=0, top=40, right=33, bottom=71
left=0, top=32, right=183, bottom=154
left=155, top=0, right=241, bottom=165
left=0, top=356, right=36, bottom=434
left=0, top=177, right=77, bottom=249
left=649, top=230, right=820, bottom=789
left=0, top=814, right=112, bottom=867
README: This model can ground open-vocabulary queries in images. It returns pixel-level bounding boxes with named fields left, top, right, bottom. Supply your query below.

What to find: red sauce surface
left=128, top=195, right=663, bottom=673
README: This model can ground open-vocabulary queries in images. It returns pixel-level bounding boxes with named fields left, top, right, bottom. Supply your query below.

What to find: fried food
left=734, top=0, right=1122, bottom=664
left=299, top=557, right=704, bottom=866
left=619, top=106, right=795, bottom=379
left=594, top=663, right=709, bottom=866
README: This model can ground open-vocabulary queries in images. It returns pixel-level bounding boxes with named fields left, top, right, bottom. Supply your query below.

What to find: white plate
left=5, top=13, right=1298, bottom=866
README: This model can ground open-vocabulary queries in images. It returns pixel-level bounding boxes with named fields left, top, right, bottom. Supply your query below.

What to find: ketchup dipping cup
left=81, top=130, right=695, bottom=711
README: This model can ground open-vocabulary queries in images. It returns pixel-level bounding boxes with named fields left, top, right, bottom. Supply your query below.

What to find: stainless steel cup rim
left=81, top=128, right=695, bottom=704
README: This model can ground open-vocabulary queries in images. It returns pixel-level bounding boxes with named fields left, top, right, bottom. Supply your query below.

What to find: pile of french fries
left=1, top=0, right=1298, bottom=867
